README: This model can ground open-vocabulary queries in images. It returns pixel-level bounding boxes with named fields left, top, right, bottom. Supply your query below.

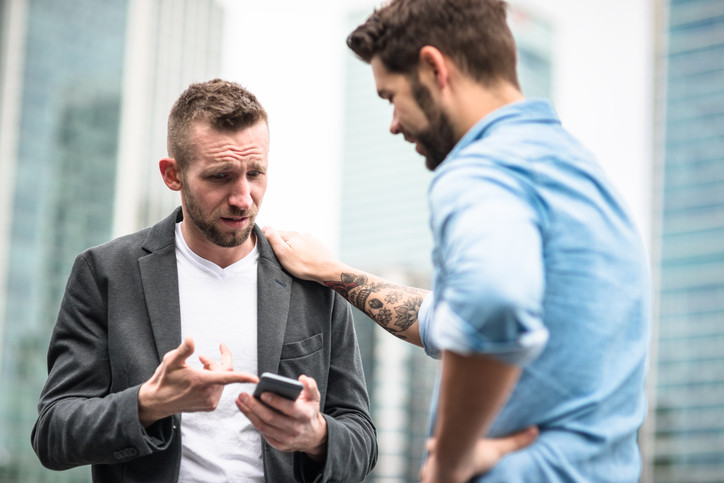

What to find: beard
left=409, top=75, right=458, bottom=171
left=182, top=184, right=256, bottom=248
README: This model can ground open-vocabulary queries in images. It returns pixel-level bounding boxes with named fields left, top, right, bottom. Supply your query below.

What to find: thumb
left=493, top=426, right=538, bottom=455
left=299, top=375, right=321, bottom=403
left=167, top=336, right=195, bottom=366
left=425, top=438, right=437, bottom=454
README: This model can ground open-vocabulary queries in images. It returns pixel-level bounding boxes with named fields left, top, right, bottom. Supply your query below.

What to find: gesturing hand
left=138, top=337, right=259, bottom=427
left=419, top=426, right=538, bottom=483
left=236, top=374, right=328, bottom=461
left=262, top=226, right=340, bottom=285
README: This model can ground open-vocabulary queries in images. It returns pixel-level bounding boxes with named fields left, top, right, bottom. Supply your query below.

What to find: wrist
left=316, top=260, right=348, bottom=286
left=304, top=413, right=328, bottom=462
left=433, top=450, right=474, bottom=483
left=138, top=381, right=162, bottom=427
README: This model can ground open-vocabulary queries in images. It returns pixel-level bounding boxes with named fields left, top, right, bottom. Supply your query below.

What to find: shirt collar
left=443, top=98, right=559, bottom=165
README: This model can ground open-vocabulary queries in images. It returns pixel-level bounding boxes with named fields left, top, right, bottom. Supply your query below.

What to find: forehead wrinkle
left=201, top=140, right=267, bottom=165
left=191, top=121, right=269, bottom=158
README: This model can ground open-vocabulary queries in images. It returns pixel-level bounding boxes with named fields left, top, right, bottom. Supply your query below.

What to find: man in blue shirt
left=265, top=0, right=651, bottom=481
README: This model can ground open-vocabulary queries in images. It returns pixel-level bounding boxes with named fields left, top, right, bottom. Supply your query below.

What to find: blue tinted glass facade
left=0, top=0, right=127, bottom=481
left=654, top=1, right=724, bottom=482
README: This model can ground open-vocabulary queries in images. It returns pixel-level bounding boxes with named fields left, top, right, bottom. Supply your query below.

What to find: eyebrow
left=247, top=160, right=267, bottom=171
left=202, top=159, right=266, bottom=174
left=377, top=89, right=391, bottom=99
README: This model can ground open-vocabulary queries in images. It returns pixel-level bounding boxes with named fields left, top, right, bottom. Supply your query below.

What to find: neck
left=180, top=221, right=257, bottom=269
left=450, top=79, right=524, bottom=139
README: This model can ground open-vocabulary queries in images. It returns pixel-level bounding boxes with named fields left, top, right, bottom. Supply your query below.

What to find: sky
left=218, top=0, right=654, bottom=253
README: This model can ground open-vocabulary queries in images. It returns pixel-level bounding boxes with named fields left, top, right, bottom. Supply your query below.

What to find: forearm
left=323, top=264, right=428, bottom=346
left=433, top=350, right=521, bottom=480
left=263, top=227, right=429, bottom=345
left=32, top=386, right=166, bottom=469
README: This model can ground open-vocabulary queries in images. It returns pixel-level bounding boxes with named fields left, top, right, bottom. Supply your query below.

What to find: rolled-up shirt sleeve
left=418, top=293, right=441, bottom=359
left=427, top=162, right=549, bottom=366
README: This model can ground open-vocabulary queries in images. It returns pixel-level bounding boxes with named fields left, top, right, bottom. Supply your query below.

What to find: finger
left=273, top=228, right=301, bottom=245
left=219, top=343, right=233, bottom=370
left=278, top=229, right=299, bottom=242
left=237, top=393, right=286, bottom=434
left=492, top=426, right=539, bottom=455
left=299, top=375, right=320, bottom=403
left=236, top=393, right=258, bottom=419
left=198, top=354, right=218, bottom=370
left=237, top=393, right=269, bottom=429
left=257, top=390, right=298, bottom=416
left=202, top=371, right=259, bottom=385
left=263, top=227, right=289, bottom=252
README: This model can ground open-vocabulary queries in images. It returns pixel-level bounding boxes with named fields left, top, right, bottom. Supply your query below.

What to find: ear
left=159, top=157, right=183, bottom=191
left=419, top=45, right=449, bottom=91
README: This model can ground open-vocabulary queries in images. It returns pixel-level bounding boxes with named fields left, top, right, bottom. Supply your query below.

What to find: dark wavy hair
left=347, top=0, right=520, bottom=89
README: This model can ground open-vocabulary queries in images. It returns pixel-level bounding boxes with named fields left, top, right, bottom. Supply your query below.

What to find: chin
left=425, top=156, right=444, bottom=171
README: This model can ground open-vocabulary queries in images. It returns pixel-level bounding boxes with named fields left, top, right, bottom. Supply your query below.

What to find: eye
left=209, top=172, right=228, bottom=180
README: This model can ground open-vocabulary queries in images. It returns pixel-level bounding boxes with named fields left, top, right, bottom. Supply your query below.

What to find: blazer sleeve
left=294, top=294, right=378, bottom=482
left=31, top=252, right=175, bottom=470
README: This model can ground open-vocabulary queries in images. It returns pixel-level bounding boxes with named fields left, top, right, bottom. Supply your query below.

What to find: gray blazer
left=32, top=208, right=377, bottom=482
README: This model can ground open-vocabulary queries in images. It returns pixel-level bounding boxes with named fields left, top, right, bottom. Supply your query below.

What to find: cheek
left=251, top=182, right=268, bottom=206
left=397, top=104, right=427, bottom=129
left=194, top=187, right=227, bottom=209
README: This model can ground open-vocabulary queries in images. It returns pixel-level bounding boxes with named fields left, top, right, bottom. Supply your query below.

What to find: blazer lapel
left=139, top=208, right=183, bottom=361
left=255, top=226, right=292, bottom=375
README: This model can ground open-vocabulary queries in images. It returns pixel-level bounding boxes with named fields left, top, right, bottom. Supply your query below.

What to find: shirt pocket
left=280, top=332, right=324, bottom=360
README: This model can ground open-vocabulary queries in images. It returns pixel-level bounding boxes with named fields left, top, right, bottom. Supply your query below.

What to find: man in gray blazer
left=31, top=79, right=377, bottom=482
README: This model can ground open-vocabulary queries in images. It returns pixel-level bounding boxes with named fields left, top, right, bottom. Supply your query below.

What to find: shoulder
left=76, top=210, right=178, bottom=270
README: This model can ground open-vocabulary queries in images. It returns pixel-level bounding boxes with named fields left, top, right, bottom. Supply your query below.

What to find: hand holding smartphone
left=253, top=372, right=304, bottom=401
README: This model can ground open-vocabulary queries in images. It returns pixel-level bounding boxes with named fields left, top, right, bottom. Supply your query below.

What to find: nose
left=389, top=108, right=402, bottom=135
left=228, top=178, right=253, bottom=211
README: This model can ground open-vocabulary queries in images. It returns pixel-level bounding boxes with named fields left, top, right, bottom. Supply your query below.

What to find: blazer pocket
left=280, top=332, right=324, bottom=360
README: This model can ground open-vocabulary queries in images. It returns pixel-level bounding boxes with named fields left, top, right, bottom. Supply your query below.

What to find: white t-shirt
left=174, top=223, right=264, bottom=482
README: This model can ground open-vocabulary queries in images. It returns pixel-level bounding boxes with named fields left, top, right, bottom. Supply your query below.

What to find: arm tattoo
left=325, top=272, right=425, bottom=340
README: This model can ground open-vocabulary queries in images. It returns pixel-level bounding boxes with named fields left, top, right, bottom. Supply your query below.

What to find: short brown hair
left=167, top=79, right=268, bottom=168
left=347, top=0, right=520, bottom=89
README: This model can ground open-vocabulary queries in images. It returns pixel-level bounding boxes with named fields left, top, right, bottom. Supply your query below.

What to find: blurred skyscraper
left=650, top=0, right=724, bottom=481
left=340, top=6, right=553, bottom=481
left=0, top=0, right=222, bottom=480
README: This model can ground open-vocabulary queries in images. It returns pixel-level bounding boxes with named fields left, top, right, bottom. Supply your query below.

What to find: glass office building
left=340, top=7, right=553, bottom=481
left=0, top=0, right=222, bottom=481
left=651, top=1, right=724, bottom=482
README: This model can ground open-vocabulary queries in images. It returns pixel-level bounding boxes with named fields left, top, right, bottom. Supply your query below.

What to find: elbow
left=476, top=300, right=549, bottom=365
left=31, top=420, right=74, bottom=471
left=433, top=288, right=548, bottom=366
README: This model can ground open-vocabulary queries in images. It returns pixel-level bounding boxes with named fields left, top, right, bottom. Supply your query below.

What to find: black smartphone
left=253, top=372, right=304, bottom=401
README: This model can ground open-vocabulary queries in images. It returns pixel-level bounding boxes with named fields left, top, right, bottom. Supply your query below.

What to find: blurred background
left=0, top=0, right=721, bottom=481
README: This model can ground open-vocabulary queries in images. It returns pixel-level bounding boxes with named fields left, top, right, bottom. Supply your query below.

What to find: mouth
left=402, top=132, right=424, bottom=154
left=220, top=215, right=250, bottom=227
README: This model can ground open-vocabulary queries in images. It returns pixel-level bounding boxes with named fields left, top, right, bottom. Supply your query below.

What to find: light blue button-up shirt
left=419, top=99, right=651, bottom=482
